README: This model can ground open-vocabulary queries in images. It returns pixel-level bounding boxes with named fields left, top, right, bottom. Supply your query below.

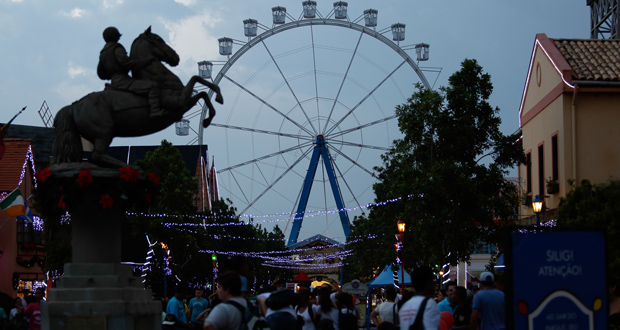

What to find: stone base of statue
left=40, top=164, right=161, bottom=330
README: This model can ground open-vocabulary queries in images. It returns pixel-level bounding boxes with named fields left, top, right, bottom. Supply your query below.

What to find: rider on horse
left=97, top=27, right=163, bottom=119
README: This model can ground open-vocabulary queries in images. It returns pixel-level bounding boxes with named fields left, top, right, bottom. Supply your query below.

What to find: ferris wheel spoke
left=261, top=39, right=318, bottom=135
left=222, top=75, right=315, bottom=137
left=239, top=147, right=314, bottom=215
left=229, top=170, right=251, bottom=205
left=310, top=25, right=321, bottom=132
left=329, top=152, right=366, bottom=212
left=328, top=147, right=374, bottom=176
left=218, top=141, right=314, bottom=173
left=323, top=30, right=364, bottom=135
left=325, top=59, right=407, bottom=136
left=328, top=114, right=398, bottom=139
left=328, top=140, right=391, bottom=151
left=230, top=166, right=303, bottom=207
left=209, top=123, right=312, bottom=140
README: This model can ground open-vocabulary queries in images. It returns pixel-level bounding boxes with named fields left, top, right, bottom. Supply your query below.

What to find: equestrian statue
left=52, top=26, right=223, bottom=168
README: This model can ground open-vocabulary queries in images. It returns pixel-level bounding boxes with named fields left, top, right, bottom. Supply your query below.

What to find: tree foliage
left=344, top=59, right=524, bottom=280
left=132, top=140, right=289, bottom=296
left=557, top=179, right=620, bottom=284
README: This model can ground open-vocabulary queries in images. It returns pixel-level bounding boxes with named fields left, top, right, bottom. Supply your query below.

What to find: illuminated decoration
left=18, top=145, right=37, bottom=188
left=161, top=242, right=172, bottom=276
left=264, top=262, right=347, bottom=270
left=125, top=194, right=411, bottom=226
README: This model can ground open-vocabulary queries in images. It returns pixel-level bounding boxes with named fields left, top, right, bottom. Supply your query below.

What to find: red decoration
left=76, top=168, right=93, bottom=188
left=35, top=168, right=52, bottom=183
left=148, top=172, right=160, bottom=186
left=145, top=193, right=152, bottom=203
left=58, top=195, right=66, bottom=210
left=119, top=166, right=140, bottom=183
left=99, top=194, right=114, bottom=209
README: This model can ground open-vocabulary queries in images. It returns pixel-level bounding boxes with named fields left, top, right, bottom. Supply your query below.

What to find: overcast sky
left=0, top=0, right=590, bottom=242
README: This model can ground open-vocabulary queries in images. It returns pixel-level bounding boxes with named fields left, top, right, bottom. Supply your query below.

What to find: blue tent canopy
left=364, top=265, right=412, bottom=329
left=366, top=265, right=412, bottom=288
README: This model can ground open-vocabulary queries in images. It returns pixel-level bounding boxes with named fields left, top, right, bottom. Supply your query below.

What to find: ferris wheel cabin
left=363, top=9, right=378, bottom=27
left=303, top=1, right=317, bottom=18
left=333, top=1, right=348, bottom=19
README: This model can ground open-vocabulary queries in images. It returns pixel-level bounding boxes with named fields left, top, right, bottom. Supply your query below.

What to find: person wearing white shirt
left=398, top=266, right=440, bottom=330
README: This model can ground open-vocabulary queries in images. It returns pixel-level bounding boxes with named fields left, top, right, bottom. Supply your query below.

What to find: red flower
left=35, top=168, right=52, bottom=183
left=76, top=168, right=93, bottom=188
left=119, top=166, right=140, bottom=183
left=99, top=194, right=114, bottom=209
left=58, top=195, right=66, bottom=210
left=145, top=193, right=153, bottom=203
left=148, top=172, right=160, bottom=186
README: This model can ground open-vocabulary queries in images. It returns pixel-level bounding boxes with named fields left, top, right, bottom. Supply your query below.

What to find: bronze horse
left=52, top=27, right=223, bottom=168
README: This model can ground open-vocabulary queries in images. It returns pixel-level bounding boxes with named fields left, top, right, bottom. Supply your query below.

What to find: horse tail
left=52, top=105, right=82, bottom=164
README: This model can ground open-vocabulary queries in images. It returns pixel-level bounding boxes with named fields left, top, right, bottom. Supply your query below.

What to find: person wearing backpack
left=203, top=271, right=247, bottom=330
left=258, top=279, right=298, bottom=330
left=370, top=286, right=398, bottom=327
left=312, top=287, right=339, bottom=330
left=398, top=266, right=440, bottom=330
left=295, top=288, right=316, bottom=330
left=336, top=292, right=358, bottom=330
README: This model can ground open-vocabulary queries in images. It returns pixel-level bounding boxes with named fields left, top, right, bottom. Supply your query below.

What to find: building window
left=552, top=135, right=559, bottom=181
left=538, top=144, right=544, bottom=197
left=16, top=219, right=38, bottom=245
left=526, top=152, right=532, bottom=194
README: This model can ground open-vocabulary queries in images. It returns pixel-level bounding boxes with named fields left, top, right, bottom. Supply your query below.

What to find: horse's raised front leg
left=184, top=91, right=216, bottom=128
left=185, top=76, right=224, bottom=104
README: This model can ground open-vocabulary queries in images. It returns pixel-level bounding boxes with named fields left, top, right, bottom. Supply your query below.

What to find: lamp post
left=396, top=219, right=406, bottom=294
left=532, top=194, right=543, bottom=226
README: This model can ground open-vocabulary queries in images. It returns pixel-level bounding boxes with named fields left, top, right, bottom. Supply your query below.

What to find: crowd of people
left=158, top=267, right=505, bottom=330
left=161, top=271, right=362, bottom=330
left=0, top=287, right=45, bottom=330
left=368, top=269, right=505, bottom=330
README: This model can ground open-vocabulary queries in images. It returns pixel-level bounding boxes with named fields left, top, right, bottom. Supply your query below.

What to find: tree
left=132, top=141, right=290, bottom=294
left=135, top=139, right=198, bottom=214
left=345, top=59, right=524, bottom=280
left=131, top=140, right=202, bottom=295
left=557, top=179, right=620, bottom=284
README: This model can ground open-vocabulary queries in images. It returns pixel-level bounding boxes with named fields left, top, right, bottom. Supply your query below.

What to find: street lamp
left=396, top=219, right=406, bottom=294
left=532, top=195, right=543, bottom=226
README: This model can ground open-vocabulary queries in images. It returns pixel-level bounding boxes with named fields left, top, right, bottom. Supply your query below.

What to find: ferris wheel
left=190, top=1, right=435, bottom=246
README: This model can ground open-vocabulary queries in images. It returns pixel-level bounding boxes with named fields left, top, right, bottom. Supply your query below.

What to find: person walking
left=313, top=287, right=339, bottom=330
left=398, top=266, right=440, bottom=330
left=296, top=288, right=316, bottom=330
left=370, top=286, right=398, bottom=327
left=188, top=288, right=209, bottom=329
left=24, top=288, right=45, bottom=330
left=469, top=272, right=505, bottom=330
left=203, top=271, right=247, bottom=330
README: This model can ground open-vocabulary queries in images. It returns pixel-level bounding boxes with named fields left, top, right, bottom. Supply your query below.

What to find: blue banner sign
left=508, top=230, right=606, bottom=329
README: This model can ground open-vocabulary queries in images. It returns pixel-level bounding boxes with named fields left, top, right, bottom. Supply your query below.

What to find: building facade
left=0, top=139, right=45, bottom=297
left=518, top=33, right=620, bottom=222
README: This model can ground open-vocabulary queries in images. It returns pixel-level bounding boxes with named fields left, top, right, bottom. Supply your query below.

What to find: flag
left=0, top=189, right=26, bottom=217
left=17, top=203, right=35, bottom=223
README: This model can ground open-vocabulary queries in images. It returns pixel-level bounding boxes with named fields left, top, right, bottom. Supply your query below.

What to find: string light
left=18, top=145, right=37, bottom=188
left=262, top=262, right=349, bottom=270
left=125, top=195, right=410, bottom=226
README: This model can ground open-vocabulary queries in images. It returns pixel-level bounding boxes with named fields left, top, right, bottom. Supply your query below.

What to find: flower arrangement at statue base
left=33, top=163, right=160, bottom=223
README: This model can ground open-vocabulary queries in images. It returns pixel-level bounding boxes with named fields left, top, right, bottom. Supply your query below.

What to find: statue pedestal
left=41, top=165, right=161, bottom=330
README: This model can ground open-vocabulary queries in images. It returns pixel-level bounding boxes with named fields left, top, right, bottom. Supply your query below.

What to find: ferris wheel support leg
left=287, top=136, right=351, bottom=247
left=319, top=145, right=351, bottom=238
left=287, top=139, right=322, bottom=247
